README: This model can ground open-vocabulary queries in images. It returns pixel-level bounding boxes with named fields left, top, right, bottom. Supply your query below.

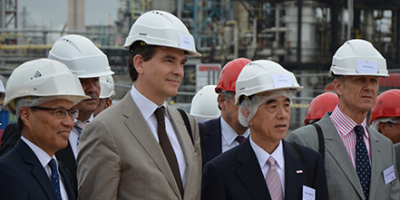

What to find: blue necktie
left=354, top=125, right=371, bottom=200
left=48, top=158, right=62, bottom=200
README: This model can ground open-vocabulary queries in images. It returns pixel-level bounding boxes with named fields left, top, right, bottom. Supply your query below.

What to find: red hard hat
left=215, top=58, right=251, bottom=93
left=304, top=92, right=339, bottom=125
left=370, top=89, right=400, bottom=124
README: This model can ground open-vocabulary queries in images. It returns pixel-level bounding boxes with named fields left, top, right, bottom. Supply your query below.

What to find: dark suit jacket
left=0, top=122, right=78, bottom=196
left=0, top=139, right=76, bottom=200
left=200, top=118, right=222, bottom=168
left=0, top=122, right=19, bottom=157
left=201, top=139, right=329, bottom=200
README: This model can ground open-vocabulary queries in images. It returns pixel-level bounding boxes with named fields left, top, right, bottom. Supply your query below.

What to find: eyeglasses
left=30, top=106, right=79, bottom=119
left=387, top=120, right=400, bottom=126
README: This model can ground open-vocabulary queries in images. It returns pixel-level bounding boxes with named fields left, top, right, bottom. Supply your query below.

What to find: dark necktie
left=354, top=125, right=371, bottom=200
left=48, top=158, right=62, bottom=200
left=235, top=135, right=246, bottom=144
left=154, top=107, right=183, bottom=196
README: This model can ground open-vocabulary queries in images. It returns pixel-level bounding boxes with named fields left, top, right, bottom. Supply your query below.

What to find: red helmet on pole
left=304, top=92, right=339, bottom=125
left=215, top=58, right=251, bottom=93
left=370, top=89, right=400, bottom=124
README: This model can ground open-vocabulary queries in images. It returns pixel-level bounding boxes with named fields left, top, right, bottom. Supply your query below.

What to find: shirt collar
left=130, top=83, right=168, bottom=121
left=74, top=114, right=94, bottom=124
left=21, top=136, right=57, bottom=168
left=220, top=117, right=250, bottom=145
left=250, top=137, right=284, bottom=170
left=330, top=105, right=368, bottom=138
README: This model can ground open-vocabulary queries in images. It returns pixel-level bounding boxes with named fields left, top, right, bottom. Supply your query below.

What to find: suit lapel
left=319, top=115, right=364, bottom=198
left=204, top=118, right=222, bottom=161
left=59, top=164, right=76, bottom=200
left=121, top=94, right=181, bottom=198
left=236, top=139, right=271, bottom=200
left=367, top=127, right=382, bottom=198
left=282, top=140, right=305, bottom=199
left=16, top=140, right=58, bottom=200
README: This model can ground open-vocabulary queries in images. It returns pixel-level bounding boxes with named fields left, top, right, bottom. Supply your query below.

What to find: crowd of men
left=0, top=9, right=400, bottom=200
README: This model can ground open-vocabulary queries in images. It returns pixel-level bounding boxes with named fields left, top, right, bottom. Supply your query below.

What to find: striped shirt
left=329, top=105, right=371, bottom=169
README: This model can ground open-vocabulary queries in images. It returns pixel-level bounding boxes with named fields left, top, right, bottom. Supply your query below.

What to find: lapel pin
left=296, top=170, right=303, bottom=174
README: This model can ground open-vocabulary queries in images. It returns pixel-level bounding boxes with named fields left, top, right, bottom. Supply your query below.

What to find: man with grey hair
left=370, top=89, right=400, bottom=144
left=287, top=39, right=400, bottom=199
left=370, top=89, right=400, bottom=176
left=202, top=60, right=329, bottom=200
left=0, top=58, right=88, bottom=200
left=200, top=58, right=251, bottom=167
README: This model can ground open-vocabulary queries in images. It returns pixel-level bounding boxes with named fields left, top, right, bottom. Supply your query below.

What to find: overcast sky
left=17, top=0, right=120, bottom=30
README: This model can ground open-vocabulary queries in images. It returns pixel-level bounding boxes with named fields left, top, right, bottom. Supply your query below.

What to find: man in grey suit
left=77, top=10, right=202, bottom=200
left=287, top=39, right=400, bottom=200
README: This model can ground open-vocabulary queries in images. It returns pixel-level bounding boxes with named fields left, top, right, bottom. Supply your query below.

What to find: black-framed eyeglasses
left=30, top=106, right=79, bottom=119
left=387, top=120, right=400, bottom=126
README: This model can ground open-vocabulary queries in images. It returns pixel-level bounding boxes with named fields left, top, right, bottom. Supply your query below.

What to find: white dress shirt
left=70, top=114, right=94, bottom=158
left=130, top=83, right=187, bottom=187
left=250, top=137, right=285, bottom=198
left=221, top=117, right=250, bottom=153
left=21, top=136, right=69, bottom=200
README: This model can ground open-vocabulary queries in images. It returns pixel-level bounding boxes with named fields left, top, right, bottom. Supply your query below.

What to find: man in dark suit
left=0, top=58, right=88, bottom=199
left=202, top=60, right=329, bottom=200
left=201, top=58, right=251, bottom=167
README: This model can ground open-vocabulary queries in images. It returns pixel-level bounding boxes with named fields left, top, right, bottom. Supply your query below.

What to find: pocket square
left=296, top=170, right=303, bottom=174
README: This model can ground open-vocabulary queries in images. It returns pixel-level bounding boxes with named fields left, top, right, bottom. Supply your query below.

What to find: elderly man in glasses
left=0, top=59, right=88, bottom=200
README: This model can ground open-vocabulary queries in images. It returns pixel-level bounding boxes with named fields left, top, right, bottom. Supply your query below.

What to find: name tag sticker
left=179, top=34, right=193, bottom=50
left=302, top=185, right=315, bottom=200
left=383, top=165, right=396, bottom=185
left=271, top=74, right=292, bottom=88
left=357, top=60, right=378, bottom=74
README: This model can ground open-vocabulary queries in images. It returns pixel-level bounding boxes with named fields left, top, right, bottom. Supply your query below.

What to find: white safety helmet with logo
left=329, top=39, right=388, bottom=77
left=123, top=10, right=201, bottom=57
left=4, top=58, right=89, bottom=116
left=190, top=85, right=221, bottom=122
left=235, top=60, right=303, bottom=127
left=99, top=75, right=115, bottom=99
left=48, top=34, right=114, bottom=78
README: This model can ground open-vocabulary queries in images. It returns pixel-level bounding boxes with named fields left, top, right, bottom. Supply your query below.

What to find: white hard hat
left=99, top=75, right=115, bottom=99
left=329, top=39, right=388, bottom=77
left=48, top=34, right=115, bottom=78
left=190, top=85, right=221, bottom=121
left=123, top=10, right=201, bottom=57
left=4, top=58, right=89, bottom=115
left=235, top=60, right=303, bottom=105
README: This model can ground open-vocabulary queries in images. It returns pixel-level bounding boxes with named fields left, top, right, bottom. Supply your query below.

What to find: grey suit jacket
left=77, top=93, right=202, bottom=200
left=394, top=143, right=400, bottom=177
left=287, top=113, right=400, bottom=200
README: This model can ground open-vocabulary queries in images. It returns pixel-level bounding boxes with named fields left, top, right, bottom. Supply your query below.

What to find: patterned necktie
left=74, top=121, right=87, bottom=146
left=48, top=159, right=62, bottom=200
left=354, top=125, right=371, bottom=200
left=235, top=135, right=246, bottom=144
left=154, top=107, right=183, bottom=196
left=266, top=157, right=283, bottom=200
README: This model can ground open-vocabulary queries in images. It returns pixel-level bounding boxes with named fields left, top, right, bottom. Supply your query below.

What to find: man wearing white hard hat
left=0, top=59, right=88, bottom=200
left=48, top=34, right=114, bottom=193
left=287, top=39, right=400, bottom=199
left=201, top=60, right=329, bottom=200
left=94, top=75, right=115, bottom=115
left=77, top=10, right=202, bottom=200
